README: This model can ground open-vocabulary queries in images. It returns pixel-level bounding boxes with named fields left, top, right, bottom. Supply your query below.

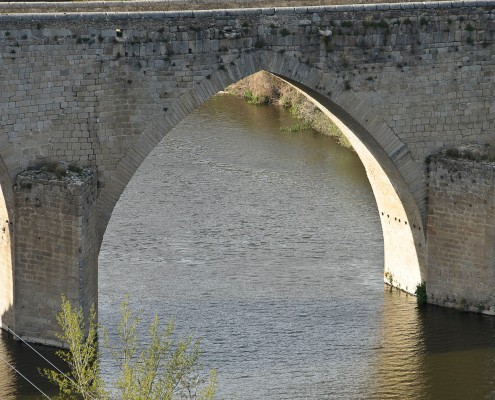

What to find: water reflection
left=368, top=289, right=427, bottom=399
left=368, top=289, right=495, bottom=400
left=0, top=330, right=61, bottom=399
left=0, top=332, right=18, bottom=399
left=419, top=306, right=495, bottom=400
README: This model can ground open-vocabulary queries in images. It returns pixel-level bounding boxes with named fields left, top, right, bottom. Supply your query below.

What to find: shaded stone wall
left=427, top=157, right=495, bottom=314
left=13, top=169, right=98, bottom=346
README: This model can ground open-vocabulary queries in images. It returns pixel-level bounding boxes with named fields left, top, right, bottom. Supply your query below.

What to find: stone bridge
left=0, top=0, right=494, bottom=345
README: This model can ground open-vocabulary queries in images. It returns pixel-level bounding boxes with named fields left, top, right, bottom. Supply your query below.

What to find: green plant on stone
left=445, top=148, right=460, bottom=158
left=55, top=165, right=67, bottom=179
left=45, top=161, right=59, bottom=173
left=280, top=122, right=312, bottom=133
left=20, top=181, right=32, bottom=189
left=415, top=281, right=427, bottom=306
left=243, top=90, right=260, bottom=104
left=68, top=164, right=83, bottom=174
left=42, top=160, right=67, bottom=179
left=384, top=270, right=394, bottom=286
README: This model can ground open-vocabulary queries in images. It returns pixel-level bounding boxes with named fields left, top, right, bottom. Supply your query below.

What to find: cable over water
left=0, top=353, right=52, bottom=400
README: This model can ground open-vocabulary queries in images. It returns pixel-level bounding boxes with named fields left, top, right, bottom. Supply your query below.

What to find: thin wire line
left=4, top=326, right=68, bottom=381
left=0, top=353, right=52, bottom=400
left=4, top=326, right=99, bottom=400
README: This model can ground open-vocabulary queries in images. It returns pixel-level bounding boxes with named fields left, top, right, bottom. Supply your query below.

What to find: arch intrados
left=100, top=53, right=422, bottom=230
left=270, top=74, right=426, bottom=287
left=99, top=52, right=426, bottom=290
left=0, top=154, right=14, bottom=331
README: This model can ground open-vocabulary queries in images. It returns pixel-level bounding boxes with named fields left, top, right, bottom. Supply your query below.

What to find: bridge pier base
left=11, top=166, right=98, bottom=346
left=427, top=154, right=495, bottom=314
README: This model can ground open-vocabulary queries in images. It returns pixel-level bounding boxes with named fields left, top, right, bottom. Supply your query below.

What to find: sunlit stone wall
left=0, top=187, right=13, bottom=330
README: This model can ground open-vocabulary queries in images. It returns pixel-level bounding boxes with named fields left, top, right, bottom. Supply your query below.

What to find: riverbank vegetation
left=226, top=71, right=352, bottom=149
left=42, top=296, right=217, bottom=400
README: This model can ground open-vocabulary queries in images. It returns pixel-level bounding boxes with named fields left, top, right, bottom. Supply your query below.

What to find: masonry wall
left=427, top=157, right=495, bottom=313
left=13, top=170, right=98, bottom=346
left=0, top=3, right=492, bottom=237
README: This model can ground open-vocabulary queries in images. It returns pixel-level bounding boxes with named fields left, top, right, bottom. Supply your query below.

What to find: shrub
left=68, top=164, right=83, bottom=174
left=415, top=281, right=427, bottom=306
left=45, top=161, right=59, bottom=173
left=42, top=295, right=217, bottom=400
left=55, top=165, right=67, bottom=179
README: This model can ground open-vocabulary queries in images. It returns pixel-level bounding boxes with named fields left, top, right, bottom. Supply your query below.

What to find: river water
left=2, top=94, right=495, bottom=399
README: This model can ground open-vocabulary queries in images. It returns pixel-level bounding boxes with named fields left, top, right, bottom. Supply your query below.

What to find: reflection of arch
left=98, top=51, right=425, bottom=293
left=0, top=154, right=14, bottom=330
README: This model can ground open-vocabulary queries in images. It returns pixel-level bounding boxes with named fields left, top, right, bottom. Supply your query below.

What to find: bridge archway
left=98, top=51, right=426, bottom=293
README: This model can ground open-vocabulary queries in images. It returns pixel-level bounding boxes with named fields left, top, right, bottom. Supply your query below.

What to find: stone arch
left=98, top=50, right=426, bottom=293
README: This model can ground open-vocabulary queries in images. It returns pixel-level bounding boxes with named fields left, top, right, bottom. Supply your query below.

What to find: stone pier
left=12, top=165, right=98, bottom=346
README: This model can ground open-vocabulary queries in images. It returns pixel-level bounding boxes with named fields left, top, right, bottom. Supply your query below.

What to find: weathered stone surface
left=427, top=149, right=495, bottom=314
left=13, top=165, right=97, bottom=346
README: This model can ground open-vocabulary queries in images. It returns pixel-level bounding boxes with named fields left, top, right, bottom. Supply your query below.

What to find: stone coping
left=0, top=0, right=493, bottom=19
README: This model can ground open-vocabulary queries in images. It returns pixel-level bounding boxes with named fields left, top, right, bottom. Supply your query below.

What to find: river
left=1, top=93, right=495, bottom=399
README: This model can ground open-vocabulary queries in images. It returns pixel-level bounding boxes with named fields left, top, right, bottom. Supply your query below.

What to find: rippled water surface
left=2, top=94, right=495, bottom=399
